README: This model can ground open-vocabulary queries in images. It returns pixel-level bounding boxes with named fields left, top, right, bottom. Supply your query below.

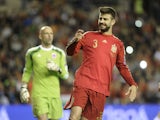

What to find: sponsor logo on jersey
left=102, top=39, right=107, bottom=43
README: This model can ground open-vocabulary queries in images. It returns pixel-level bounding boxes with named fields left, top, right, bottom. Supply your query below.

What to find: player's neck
left=42, top=44, right=52, bottom=48
left=101, top=30, right=113, bottom=35
left=100, top=28, right=113, bottom=35
left=103, top=31, right=112, bottom=35
left=40, top=45, right=53, bottom=51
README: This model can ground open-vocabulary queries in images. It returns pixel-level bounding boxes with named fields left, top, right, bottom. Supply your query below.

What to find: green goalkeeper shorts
left=32, top=97, right=63, bottom=119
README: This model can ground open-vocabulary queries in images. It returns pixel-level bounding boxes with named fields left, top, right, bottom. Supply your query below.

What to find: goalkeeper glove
left=46, top=60, right=61, bottom=73
left=20, top=84, right=30, bottom=103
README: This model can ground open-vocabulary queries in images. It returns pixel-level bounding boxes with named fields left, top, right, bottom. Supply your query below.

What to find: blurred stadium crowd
left=0, top=0, right=160, bottom=104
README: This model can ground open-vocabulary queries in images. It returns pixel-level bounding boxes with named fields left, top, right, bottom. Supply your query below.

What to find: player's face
left=98, top=13, right=115, bottom=33
left=40, top=27, right=54, bottom=47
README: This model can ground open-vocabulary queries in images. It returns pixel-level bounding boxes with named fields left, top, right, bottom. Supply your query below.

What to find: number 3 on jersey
left=93, top=39, right=98, bottom=48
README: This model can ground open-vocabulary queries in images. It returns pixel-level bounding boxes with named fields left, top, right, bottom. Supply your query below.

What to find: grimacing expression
left=40, top=27, right=54, bottom=46
left=98, top=13, right=114, bottom=33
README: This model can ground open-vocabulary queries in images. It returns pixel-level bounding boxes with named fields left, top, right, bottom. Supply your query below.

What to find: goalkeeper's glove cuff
left=58, top=68, right=62, bottom=74
left=21, top=83, right=27, bottom=88
left=20, top=83, right=30, bottom=103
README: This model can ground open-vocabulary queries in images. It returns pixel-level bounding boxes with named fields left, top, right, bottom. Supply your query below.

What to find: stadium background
left=0, top=0, right=159, bottom=120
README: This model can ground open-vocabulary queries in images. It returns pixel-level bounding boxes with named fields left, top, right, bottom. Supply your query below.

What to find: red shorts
left=64, top=86, right=106, bottom=120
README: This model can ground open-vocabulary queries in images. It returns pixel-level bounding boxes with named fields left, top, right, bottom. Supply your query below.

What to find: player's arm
left=116, top=42, right=138, bottom=101
left=20, top=82, right=30, bottom=103
left=66, top=29, right=84, bottom=56
left=58, top=51, right=69, bottom=80
left=20, top=50, right=33, bottom=103
left=22, top=50, right=33, bottom=83
left=46, top=50, right=69, bottom=79
left=116, top=43, right=137, bottom=86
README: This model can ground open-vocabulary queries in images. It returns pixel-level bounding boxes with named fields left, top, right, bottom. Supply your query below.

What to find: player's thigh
left=38, top=114, right=47, bottom=120
left=72, top=86, right=88, bottom=108
left=69, top=87, right=89, bottom=119
left=81, top=116, right=88, bottom=120
left=49, top=98, right=63, bottom=119
left=64, top=87, right=88, bottom=110
left=69, top=106, right=83, bottom=119
left=82, top=91, right=106, bottom=120
left=32, top=97, right=49, bottom=118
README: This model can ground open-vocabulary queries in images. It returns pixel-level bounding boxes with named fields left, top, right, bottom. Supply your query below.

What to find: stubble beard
left=98, top=24, right=110, bottom=33
left=42, top=39, right=53, bottom=48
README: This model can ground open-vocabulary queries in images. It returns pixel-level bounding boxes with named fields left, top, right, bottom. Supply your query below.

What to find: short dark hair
left=99, top=6, right=117, bottom=19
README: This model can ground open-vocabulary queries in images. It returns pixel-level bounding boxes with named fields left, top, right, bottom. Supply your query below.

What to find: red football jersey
left=67, top=31, right=137, bottom=96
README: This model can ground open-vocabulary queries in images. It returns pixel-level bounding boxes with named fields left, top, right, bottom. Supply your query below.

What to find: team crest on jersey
left=52, top=53, right=56, bottom=58
left=111, top=44, right=117, bottom=53
left=110, top=44, right=117, bottom=57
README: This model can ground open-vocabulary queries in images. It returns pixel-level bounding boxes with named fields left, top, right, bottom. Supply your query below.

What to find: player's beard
left=42, top=39, right=53, bottom=47
left=98, top=23, right=110, bottom=33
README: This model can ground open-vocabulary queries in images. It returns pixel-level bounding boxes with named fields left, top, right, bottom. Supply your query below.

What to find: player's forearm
left=59, top=72, right=69, bottom=80
left=66, top=38, right=78, bottom=56
left=22, top=70, right=32, bottom=83
left=21, top=82, right=28, bottom=88
left=119, top=68, right=137, bottom=86
left=117, top=62, right=137, bottom=86
left=58, top=64, right=69, bottom=80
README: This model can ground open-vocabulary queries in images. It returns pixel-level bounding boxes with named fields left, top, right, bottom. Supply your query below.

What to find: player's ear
left=39, top=34, right=42, bottom=40
left=111, top=19, right=116, bottom=26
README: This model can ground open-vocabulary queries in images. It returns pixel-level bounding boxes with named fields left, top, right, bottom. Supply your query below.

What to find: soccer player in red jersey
left=64, top=6, right=138, bottom=120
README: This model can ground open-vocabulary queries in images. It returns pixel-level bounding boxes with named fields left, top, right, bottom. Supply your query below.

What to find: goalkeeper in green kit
left=20, top=26, right=69, bottom=120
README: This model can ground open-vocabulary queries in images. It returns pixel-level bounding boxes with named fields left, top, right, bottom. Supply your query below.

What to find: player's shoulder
left=112, top=35, right=123, bottom=44
left=52, top=46, right=66, bottom=55
left=83, top=31, right=98, bottom=36
left=26, top=45, right=41, bottom=54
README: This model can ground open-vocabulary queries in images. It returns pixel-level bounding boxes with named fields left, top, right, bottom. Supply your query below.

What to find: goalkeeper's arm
left=46, top=60, right=62, bottom=73
left=20, top=82, right=30, bottom=103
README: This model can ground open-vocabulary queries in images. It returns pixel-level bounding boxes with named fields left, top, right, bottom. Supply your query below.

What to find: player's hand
left=125, top=85, right=138, bottom=102
left=47, top=60, right=60, bottom=72
left=74, top=29, right=84, bottom=42
left=66, top=29, right=84, bottom=48
left=20, top=84, right=30, bottom=103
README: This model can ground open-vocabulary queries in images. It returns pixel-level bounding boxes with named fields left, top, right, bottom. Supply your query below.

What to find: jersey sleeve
left=66, top=33, right=86, bottom=56
left=58, top=51, right=69, bottom=80
left=22, top=50, right=33, bottom=83
left=116, top=42, right=137, bottom=86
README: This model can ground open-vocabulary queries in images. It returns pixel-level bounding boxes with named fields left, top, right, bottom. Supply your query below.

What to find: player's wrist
left=73, top=37, right=79, bottom=42
left=20, top=83, right=29, bottom=103
left=21, top=83, right=28, bottom=88
left=58, top=68, right=62, bottom=74
left=69, top=37, right=79, bottom=44
left=47, top=61, right=58, bottom=71
left=131, top=85, right=138, bottom=89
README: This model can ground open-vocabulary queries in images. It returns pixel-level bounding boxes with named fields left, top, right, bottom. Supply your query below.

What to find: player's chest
left=84, top=38, right=118, bottom=54
left=32, top=51, right=60, bottom=64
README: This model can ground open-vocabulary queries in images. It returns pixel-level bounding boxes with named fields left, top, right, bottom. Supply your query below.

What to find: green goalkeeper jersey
left=22, top=45, right=69, bottom=98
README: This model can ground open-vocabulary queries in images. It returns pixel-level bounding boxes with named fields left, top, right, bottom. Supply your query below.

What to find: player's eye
left=99, top=17, right=102, bottom=20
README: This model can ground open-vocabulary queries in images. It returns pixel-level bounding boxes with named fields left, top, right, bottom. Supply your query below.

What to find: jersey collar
left=39, top=45, right=53, bottom=51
